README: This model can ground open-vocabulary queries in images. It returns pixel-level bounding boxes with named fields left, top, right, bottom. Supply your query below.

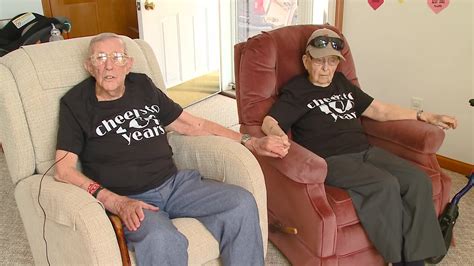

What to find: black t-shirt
left=56, top=72, right=183, bottom=195
left=268, top=72, right=374, bottom=158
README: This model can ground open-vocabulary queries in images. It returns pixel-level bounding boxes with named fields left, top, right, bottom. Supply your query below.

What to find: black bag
left=0, top=12, right=71, bottom=56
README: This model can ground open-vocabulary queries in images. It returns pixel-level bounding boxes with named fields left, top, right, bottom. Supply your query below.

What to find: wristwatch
left=416, top=110, right=424, bottom=121
left=240, top=133, right=252, bottom=146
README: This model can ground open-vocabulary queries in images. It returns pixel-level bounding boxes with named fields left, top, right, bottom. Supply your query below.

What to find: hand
left=112, top=196, right=159, bottom=231
left=247, top=135, right=290, bottom=158
left=423, top=112, right=458, bottom=130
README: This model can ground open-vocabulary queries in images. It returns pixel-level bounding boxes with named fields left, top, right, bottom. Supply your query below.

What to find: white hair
left=87, top=32, right=127, bottom=56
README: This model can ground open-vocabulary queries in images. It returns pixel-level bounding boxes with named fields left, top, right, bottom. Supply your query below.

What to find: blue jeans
left=124, top=169, right=264, bottom=266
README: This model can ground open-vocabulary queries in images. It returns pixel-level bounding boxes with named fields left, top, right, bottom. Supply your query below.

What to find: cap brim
left=307, top=46, right=345, bottom=61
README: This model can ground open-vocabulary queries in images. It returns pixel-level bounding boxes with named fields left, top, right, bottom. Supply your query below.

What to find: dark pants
left=325, top=146, right=446, bottom=262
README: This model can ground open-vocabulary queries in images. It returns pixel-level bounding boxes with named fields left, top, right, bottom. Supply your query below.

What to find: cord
left=226, top=123, right=240, bottom=129
left=37, top=152, right=69, bottom=266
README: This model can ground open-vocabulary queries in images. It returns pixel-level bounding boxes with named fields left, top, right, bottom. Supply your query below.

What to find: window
left=236, top=0, right=299, bottom=43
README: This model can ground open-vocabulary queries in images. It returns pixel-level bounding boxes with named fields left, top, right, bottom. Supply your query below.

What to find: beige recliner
left=0, top=36, right=267, bottom=265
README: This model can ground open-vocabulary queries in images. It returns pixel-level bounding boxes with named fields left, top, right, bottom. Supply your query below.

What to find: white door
left=136, top=0, right=219, bottom=88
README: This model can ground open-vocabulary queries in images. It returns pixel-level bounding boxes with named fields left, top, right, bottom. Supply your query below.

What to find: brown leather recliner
left=234, top=24, right=451, bottom=265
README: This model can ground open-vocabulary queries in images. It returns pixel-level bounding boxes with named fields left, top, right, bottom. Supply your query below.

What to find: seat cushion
left=326, top=186, right=376, bottom=256
left=128, top=218, right=221, bottom=265
left=336, top=223, right=374, bottom=257
left=326, top=185, right=359, bottom=227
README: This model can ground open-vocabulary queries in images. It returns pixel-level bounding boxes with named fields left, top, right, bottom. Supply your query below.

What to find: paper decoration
left=427, top=0, right=450, bottom=14
left=368, top=0, right=384, bottom=10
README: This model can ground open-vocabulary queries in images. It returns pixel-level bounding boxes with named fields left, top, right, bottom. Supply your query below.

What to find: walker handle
left=451, top=172, right=473, bottom=205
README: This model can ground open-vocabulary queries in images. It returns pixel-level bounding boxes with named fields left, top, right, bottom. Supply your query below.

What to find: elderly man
left=54, top=33, right=289, bottom=265
left=261, top=28, right=457, bottom=266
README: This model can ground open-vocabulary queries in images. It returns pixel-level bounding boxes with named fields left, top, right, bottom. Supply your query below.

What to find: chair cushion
left=325, top=185, right=375, bottom=256
left=336, top=223, right=374, bottom=256
left=326, top=185, right=359, bottom=227
left=172, top=218, right=220, bottom=264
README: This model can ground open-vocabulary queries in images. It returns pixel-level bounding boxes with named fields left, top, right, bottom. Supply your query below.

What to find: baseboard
left=437, top=154, right=473, bottom=176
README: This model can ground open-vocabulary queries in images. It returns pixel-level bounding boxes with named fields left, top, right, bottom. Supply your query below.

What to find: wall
left=0, top=0, right=43, bottom=20
left=343, top=0, right=473, bottom=164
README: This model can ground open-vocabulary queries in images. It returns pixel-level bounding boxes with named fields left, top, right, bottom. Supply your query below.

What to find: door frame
left=41, top=0, right=53, bottom=17
left=334, top=0, right=344, bottom=31
left=219, top=1, right=233, bottom=92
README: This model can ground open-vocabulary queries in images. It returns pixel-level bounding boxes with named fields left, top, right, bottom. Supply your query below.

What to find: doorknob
left=144, top=0, right=155, bottom=10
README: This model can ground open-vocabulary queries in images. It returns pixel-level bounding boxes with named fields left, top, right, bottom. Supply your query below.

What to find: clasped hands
left=248, top=134, right=291, bottom=158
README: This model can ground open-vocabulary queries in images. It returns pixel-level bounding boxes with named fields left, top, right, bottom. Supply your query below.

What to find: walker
left=426, top=99, right=474, bottom=264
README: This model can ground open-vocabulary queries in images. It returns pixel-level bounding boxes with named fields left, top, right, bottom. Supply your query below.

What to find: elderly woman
left=261, top=28, right=457, bottom=266
left=54, top=33, right=289, bottom=265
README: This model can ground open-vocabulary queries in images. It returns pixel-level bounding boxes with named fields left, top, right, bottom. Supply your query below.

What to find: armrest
left=15, top=175, right=122, bottom=265
left=31, top=175, right=105, bottom=228
left=361, top=117, right=445, bottom=154
left=108, top=213, right=131, bottom=266
left=242, top=125, right=328, bottom=184
left=241, top=126, right=336, bottom=256
left=168, top=134, right=264, bottom=190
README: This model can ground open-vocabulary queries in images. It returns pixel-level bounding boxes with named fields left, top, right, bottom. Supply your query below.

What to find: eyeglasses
left=307, top=54, right=340, bottom=66
left=308, top=36, right=344, bottom=51
left=89, top=52, right=129, bottom=66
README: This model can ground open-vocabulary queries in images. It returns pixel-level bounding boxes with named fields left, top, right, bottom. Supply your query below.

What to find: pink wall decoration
left=368, top=0, right=385, bottom=10
left=427, top=0, right=450, bottom=14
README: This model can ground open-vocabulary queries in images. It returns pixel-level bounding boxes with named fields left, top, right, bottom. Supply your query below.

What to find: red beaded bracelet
left=87, top=182, right=101, bottom=195
left=92, top=186, right=105, bottom=198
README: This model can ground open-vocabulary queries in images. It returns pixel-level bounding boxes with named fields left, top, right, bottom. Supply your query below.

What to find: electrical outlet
left=411, top=97, right=423, bottom=111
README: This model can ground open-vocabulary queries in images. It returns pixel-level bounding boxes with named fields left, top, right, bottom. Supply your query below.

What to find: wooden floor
left=167, top=71, right=220, bottom=107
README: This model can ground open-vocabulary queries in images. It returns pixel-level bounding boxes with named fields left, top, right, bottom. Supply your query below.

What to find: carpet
left=0, top=95, right=472, bottom=265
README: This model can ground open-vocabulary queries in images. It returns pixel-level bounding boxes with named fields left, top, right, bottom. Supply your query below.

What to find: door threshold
left=220, top=90, right=236, bottom=99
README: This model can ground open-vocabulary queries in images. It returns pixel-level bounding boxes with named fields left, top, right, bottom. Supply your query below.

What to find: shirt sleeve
left=147, top=76, right=183, bottom=126
left=267, top=84, right=308, bottom=133
left=56, top=99, right=84, bottom=155
left=351, top=84, right=374, bottom=116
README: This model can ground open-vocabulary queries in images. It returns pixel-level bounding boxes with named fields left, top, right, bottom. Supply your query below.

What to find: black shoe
left=426, top=255, right=445, bottom=264
left=406, top=260, right=425, bottom=266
